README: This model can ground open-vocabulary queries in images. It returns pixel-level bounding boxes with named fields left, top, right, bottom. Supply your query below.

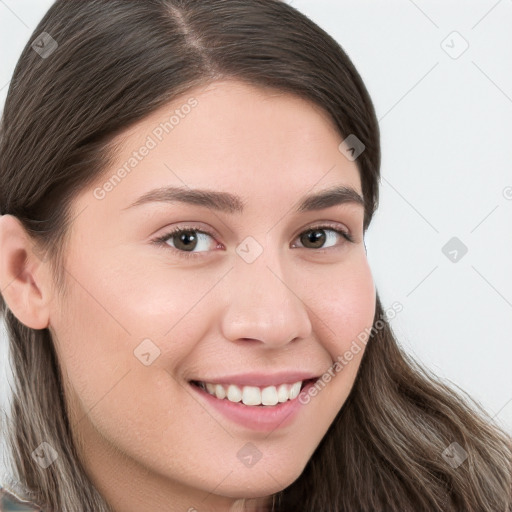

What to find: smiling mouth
left=190, top=378, right=317, bottom=407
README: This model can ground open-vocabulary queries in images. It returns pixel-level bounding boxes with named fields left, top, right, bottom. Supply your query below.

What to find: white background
left=1, top=0, right=511, bottom=475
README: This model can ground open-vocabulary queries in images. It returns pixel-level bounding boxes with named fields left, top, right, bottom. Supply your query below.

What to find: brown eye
left=294, top=225, right=353, bottom=250
left=153, top=227, right=218, bottom=260
left=172, top=230, right=199, bottom=252
left=300, top=228, right=327, bottom=249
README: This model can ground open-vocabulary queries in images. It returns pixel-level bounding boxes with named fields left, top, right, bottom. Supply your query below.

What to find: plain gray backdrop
left=1, top=0, right=511, bottom=477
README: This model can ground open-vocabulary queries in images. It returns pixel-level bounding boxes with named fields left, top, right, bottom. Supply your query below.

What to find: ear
left=0, top=214, right=53, bottom=329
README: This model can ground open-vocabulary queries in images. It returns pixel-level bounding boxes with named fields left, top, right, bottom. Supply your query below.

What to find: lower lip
left=189, top=380, right=317, bottom=433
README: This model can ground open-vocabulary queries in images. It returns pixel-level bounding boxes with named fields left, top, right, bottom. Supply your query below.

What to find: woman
left=0, top=1, right=510, bottom=511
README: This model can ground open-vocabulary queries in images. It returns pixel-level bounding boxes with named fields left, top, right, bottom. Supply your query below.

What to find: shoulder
left=0, top=485, right=43, bottom=511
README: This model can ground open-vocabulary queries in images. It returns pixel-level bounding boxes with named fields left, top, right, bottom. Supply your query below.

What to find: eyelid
left=292, top=220, right=351, bottom=242
left=151, top=221, right=222, bottom=245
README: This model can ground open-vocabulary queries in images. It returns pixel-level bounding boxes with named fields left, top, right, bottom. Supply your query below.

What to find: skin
left=0, top=79, right=376, bottom=512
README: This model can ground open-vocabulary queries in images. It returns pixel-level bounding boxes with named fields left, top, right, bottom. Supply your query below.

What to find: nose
left=219, top=250, right=312, bottom=348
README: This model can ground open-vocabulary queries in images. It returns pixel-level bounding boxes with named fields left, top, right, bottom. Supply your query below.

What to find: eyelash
left=152, top=223, right=355, bottom=260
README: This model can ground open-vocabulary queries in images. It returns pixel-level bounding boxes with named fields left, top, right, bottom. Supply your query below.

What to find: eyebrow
left=122, top=184, right=365, bottom=214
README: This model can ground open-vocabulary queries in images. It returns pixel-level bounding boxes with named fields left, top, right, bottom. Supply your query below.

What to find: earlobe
left=0, top=214, right=51, bottom=330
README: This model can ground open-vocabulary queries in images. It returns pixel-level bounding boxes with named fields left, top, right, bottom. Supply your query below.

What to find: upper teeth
left=199, top=381, right=303, bottom=406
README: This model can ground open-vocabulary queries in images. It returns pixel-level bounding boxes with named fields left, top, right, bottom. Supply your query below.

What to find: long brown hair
left=0, top=1, right=510, bottom=510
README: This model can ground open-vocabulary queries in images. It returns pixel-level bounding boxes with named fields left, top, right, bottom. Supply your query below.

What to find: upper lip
left=190, top=371, right=321, bottom=388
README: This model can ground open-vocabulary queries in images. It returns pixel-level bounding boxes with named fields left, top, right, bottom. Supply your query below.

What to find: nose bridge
left=219, top=236, right=312, bottom=347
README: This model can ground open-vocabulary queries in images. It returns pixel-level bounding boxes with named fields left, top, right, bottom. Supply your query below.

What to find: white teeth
left=198, top=380, right=305, bottom=406
left=277, top=384, right=289, bottom=403
left=227, top=384, right=242, bottom=403
left=242, top=386, right=261, bottom=406
left=215, top=384, right=226, bottom=399
left=261, top=386, right=279, bottom=406
left=289, top=381, right=301, bottom=400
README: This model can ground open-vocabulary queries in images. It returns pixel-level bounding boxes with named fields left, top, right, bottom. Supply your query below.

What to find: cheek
left=314, top=257, right=376, bottom=347
left=50, top=276, right=185, bottom=460
left=309, top=258, right=376, bottom=394
left=51, top=259, right=218, bottom=413
left=102, top=257, right=222, bottom=339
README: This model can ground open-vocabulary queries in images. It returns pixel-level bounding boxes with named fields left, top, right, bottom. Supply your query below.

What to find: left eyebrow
left=122, top=184, right=365, bottom=214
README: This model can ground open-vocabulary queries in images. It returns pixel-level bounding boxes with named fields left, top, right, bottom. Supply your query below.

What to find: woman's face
left=47, top=79, right=376, bottom=510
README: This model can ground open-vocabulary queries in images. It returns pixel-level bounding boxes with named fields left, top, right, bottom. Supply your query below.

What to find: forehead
left=85, top=79, right=362, bottom=214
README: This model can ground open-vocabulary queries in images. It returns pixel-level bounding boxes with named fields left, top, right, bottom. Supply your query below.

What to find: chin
left=217, top=462, right=305, bottom=499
